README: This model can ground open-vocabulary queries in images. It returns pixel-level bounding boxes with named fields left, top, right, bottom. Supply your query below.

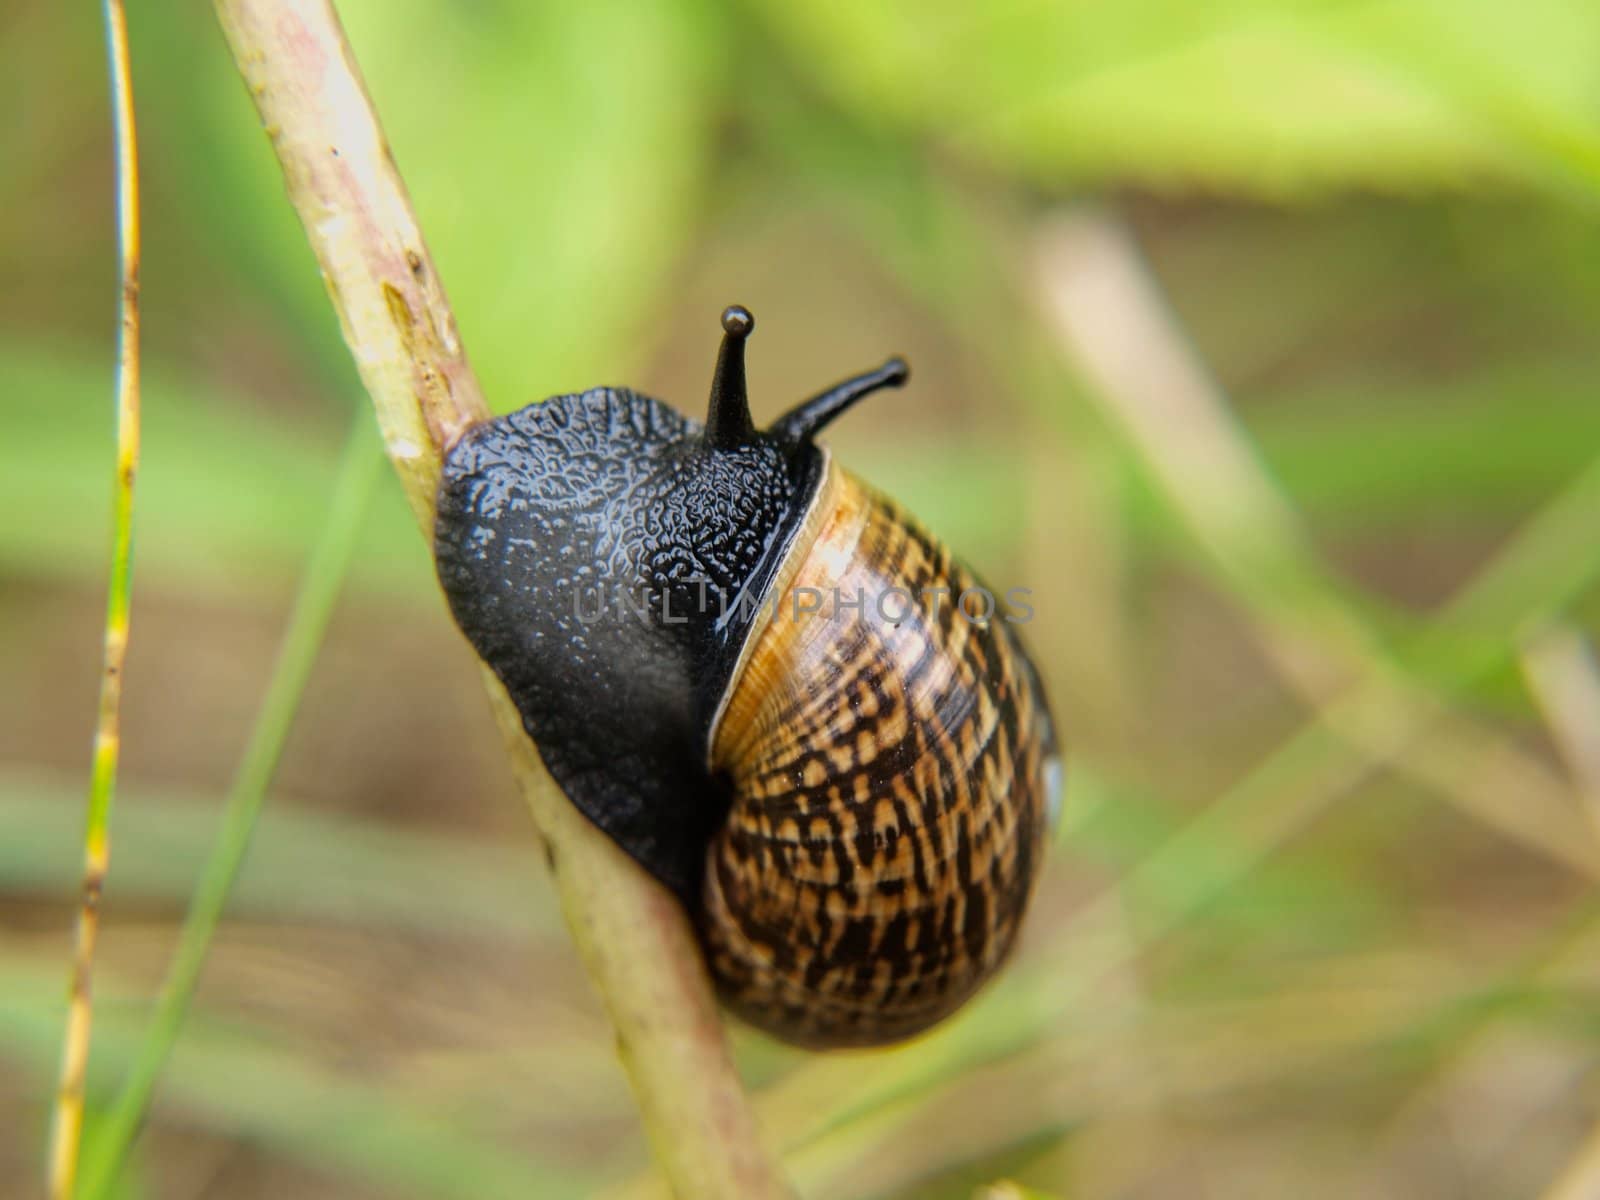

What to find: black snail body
left=434, top=307, right=1060, bottom=1048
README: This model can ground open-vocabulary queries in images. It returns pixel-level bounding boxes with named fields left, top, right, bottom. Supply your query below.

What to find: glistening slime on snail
left=434, top=306, right=1060, bottom=1048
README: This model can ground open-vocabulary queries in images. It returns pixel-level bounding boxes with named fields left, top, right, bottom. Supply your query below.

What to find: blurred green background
left=6, top=1, right=1600, bottom=1197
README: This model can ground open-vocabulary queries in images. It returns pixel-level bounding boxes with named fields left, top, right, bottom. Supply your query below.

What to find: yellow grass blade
left=48, top=1, right=142, bottom=1196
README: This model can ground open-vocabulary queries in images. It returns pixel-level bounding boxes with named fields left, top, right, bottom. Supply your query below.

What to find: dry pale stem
left=210, top=2, right=791, bottom=1195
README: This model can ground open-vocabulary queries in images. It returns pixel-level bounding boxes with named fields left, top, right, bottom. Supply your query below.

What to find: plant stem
left=208, top=3, right=791, bottom=1196
left=48, top=1, right=141, bottom=1194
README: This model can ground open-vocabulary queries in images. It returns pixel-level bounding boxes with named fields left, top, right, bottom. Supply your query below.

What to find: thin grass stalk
left=207, top=3, right=789, bottom=1196
left=47, top=1, right=141, bottom=1194
left=75, top=413, right=384, bottom=1200
left=1522, top=625, right=1600, bottom=841
left=1034, top=209, right=1600, bottom=877
left=1354, top=894, right=1600, bottom=1192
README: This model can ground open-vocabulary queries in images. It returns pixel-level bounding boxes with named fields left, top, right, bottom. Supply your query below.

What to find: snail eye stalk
left=704, top=305, right=756, bottom=449
left=769, top=356, right=910, bottom=444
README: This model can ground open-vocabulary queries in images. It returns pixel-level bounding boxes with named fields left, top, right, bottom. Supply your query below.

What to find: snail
left=433, top=306, right=1059, bottom=1048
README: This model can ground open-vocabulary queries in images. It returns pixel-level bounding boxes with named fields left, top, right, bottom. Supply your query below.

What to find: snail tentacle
left=769, top=357, right=910, bottom=444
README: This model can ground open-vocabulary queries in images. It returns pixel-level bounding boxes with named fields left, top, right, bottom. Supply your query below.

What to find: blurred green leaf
left=132, top=0, right=724, bottom=406
left=1067, top=769, right=1396, bottom=949
left=0, top=344, right=423, bottom=598
left=871, top=1131, right=1068, bottom=1200
left=0, top=768, right=552, bottom=939
left=1252, top=364, right=1600, bottom=529
left=0, top=960, right=589, bottom=1200
left=743, top=0, right=1600, bottom=196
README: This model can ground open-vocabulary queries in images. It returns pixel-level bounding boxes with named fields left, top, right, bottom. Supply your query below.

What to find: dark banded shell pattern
left=704, top=465, right=1058, bottom=1047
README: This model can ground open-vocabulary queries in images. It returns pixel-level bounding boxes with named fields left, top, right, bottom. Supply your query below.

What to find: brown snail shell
left=706, top=467, right=1056, bottom=1046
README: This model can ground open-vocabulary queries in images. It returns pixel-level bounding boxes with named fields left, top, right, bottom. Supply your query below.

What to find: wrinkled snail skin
left=433, top=305, right=1059, bottom=1049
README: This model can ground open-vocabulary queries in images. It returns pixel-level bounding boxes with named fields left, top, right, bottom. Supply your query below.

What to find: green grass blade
left=76, top=411, right=385, bottom=1199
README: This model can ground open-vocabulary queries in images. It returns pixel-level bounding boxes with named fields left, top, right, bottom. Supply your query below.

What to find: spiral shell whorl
left=704, top=470, right=1055, bottom=1047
